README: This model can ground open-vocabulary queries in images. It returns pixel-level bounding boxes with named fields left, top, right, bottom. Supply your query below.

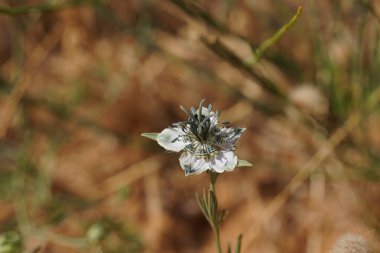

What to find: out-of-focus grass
left=307, top=0, right=380, bottom=183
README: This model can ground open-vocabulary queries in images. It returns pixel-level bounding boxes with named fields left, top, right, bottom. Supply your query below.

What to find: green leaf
left=227, top=243, right=232, bottom=253
left=237, top=159, right=253, bottom=167
left=196, top=190, right=213, bottom=226
left=235, top=234, right=243, bottom=253
left=218, top=209, right=229, bottom=223
left=141, top=133, right=159, bottom=141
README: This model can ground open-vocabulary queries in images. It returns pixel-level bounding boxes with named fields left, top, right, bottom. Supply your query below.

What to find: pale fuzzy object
left=289, top=84, right=329, bottom=118
left=220, top=35, right=253, bottom=63
left=331, top=234, right=368, bottom=253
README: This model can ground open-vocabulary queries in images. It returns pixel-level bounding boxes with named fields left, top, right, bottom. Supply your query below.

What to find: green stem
left=214, top=225, right=222, bottom=253
left=252, top=6, right=303, bottom=62
left=209, top=172, right=222, bottom=253
left=209, top=171, right=218, bottom=193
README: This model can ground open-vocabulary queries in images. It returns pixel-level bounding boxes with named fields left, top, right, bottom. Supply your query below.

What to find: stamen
left=210, top=116, right=218, bottom=126
left=199, top=114, right=212, bottom=127
left=198, top=99, right=205, bottom=120
left=197, top=125, right=203, bottom=137
left=180, top=105, right=191, bottom=116
left=191, top=107, right=196, bottom=116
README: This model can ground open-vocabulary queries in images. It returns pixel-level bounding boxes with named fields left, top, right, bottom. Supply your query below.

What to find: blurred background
left=0, top=0, right=380, bottom=252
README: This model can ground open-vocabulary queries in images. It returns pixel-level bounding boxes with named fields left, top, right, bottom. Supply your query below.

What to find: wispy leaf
left=237, top=159, right=253, bottom=167
left=227, top=243, right=232, bottom=253
left=141, top=133, right=158, bottom=141
left=235, top=234, right=243, bottom=253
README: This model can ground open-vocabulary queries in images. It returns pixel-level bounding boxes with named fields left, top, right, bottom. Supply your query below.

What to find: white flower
left=155, top=100, right=246, bottom=176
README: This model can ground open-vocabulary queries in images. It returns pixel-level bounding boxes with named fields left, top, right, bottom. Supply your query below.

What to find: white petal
left=179, top=152, right=192, bottom=166
left=209, top=153, right=226, bottom=173
left=210, top=151, right=237, bottom=173
left=215, top=127, right=245, bottom=150
left=157, top=127, right=187, bottom=152
left=224, top=152, right=238, bottom=171
left=179, top=153, right=209, bottom=176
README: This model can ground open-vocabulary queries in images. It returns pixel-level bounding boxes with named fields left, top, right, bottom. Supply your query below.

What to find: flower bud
left=0, top=231, right=22, bottom=253
left=86, top=223, right=107, bottom=244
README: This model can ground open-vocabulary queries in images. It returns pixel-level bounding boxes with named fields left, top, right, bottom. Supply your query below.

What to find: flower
left=153, top=100, right=247, bottom=176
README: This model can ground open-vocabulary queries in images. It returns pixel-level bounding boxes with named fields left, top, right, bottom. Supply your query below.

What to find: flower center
left=184, top=141, right=218, bottom=159
left=189, top=114, right=213, bottom=142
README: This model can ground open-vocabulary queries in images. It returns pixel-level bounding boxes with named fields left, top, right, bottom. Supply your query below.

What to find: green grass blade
left=235, top=234, right=243, bottom=253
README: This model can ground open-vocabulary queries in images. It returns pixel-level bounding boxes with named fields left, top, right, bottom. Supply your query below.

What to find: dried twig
left=100, top=155, right=163, bottom=198
left=201, top=36, right=287, bottom=98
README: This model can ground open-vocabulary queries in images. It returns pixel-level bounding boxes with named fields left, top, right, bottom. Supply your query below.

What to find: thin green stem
left=209, top=171, right=218, bottom=193
left=209, top=172, right=222, bottom=253
left=213, top=224, right=223, bottom=253
left=252, top=6, right=302, bottom=62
